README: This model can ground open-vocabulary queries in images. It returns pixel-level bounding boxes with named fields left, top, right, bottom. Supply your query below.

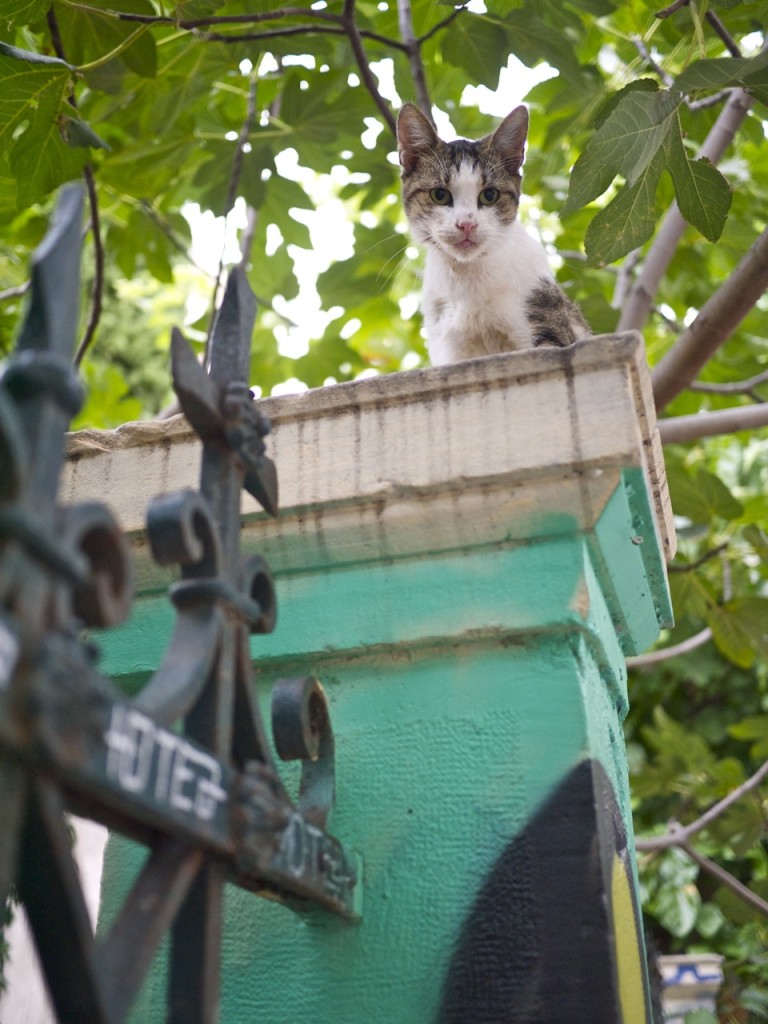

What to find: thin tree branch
left=668, top=541, right=730, bottom=573
left=705, top=10, right=742, bottom=58
left=417, top=6, right=464, bottom=46
left=192, top=24, right=405, bottom=50
left=687, top=87, right=737, bottom=111
left=636, top=757, right=768, bottom=852
left=397, top=0, right=432, bottom=116
left=47, top=6, right=104, bottom=367
left=612, top=248, right=641, bottom=309
left=342, top=0, right=397, bottom=136
left=69, top=1, right=404, bottom=125
left=683, top=841, right=768, bottom=918
left=204, top=72, right=259, bottom=364
left=659, top=402, right=768, bottom=444
left=633, top=34, right=734, bottom=109
left=193, top=24, right=347, bottom=45
left=70, top=3, right=407, bottom=51
left=66, top=2, right=321, bottom=26
left=689, top=368, right=768, bottom=399
left=633, top=36, right=674, bottom=87
left=137, top=201, right=214, bottom=278
left=629, top=543, right=732, bottom=668
left=654, top=304, right=683, bottom=333
left=74, top=165, right=104, bottom=367
left=626, top=627, right=712, bottom=669
left=656, top=0, right=689, bottom=18
left=652, top=225, right=768, bottom=410
left=0, top=283, right=30, bottom=302
left=617, top=87, right=754, bottom=334
left=68, top=2, right=399, bottom=39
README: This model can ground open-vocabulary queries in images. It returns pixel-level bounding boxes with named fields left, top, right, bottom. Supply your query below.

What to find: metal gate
left=0, top=185, right=358, bottom=1024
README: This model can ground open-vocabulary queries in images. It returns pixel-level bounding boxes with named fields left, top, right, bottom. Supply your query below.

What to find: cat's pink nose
left=456, top=218, right=477, bottom=238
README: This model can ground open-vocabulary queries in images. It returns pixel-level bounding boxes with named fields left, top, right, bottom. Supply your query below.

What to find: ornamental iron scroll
left=0, top=184, right=358, bottom=1024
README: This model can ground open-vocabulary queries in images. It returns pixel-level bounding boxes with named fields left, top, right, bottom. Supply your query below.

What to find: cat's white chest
left=421, top=222, right=553, bottom=366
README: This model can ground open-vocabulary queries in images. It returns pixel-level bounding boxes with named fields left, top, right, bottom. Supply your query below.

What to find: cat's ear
left=489, top=105, right=529, bottom=175
left=397, top=103, right=439, bottom=174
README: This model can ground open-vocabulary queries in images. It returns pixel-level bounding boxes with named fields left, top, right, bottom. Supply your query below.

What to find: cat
left=396, top=103, right=591, bottom=366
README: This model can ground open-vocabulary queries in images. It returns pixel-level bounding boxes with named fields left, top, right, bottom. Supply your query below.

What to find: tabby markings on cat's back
left=396, top=103, right=591, bottom=366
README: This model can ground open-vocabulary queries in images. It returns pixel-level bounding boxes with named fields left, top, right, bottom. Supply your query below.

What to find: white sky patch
left=271, top=377, right=310, bottom=396
left=370, top=58, right=399, bottom=105
left=186, top=199, right=249, bottom=275
left=462, top=56, right=557, bottom=117
left=361, top=116, right=384, bottom=150
left=265, top=223, right=283, bottom=257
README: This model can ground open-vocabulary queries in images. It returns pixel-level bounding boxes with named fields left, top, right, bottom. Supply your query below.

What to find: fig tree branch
left=636, top=757, right=768, bottom=853
left=652, top=225, right=768, bottom=411
left=0, top=283, right=30, bottom=302
left=47, top=6, right=104, bottom=369
left=689, top=368, right=768, bottom=400
left=342, top=0, right=397, bottom=135
left=659, top=403, right=768, bottom=444
left=626, top=627, right=712, bottom=669
left=397, top=0, right=432, bottom=117
left=683, top=842, right=768, bottom=918
left=66, top=3, right=407, bottom=50
left=74, top=166, right=104, bottom=368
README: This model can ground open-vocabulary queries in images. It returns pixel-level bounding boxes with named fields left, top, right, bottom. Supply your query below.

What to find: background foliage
left=2, top=0, right=768, bottom=1018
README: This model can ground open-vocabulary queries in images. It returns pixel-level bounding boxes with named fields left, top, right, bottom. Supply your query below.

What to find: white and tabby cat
left=396, top=103, right=590, bottom=365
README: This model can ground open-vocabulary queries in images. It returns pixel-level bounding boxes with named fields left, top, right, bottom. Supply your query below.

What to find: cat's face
left=397, top=104, right=528, bottom=264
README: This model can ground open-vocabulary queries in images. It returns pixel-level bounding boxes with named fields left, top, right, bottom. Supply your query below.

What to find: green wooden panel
left=96, top=472, right=668, bottom=1022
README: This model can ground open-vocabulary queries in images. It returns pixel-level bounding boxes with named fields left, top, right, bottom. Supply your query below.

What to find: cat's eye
left=479, top=187, right=500, bottom=206
left=429, top=187, right=451, bottom=206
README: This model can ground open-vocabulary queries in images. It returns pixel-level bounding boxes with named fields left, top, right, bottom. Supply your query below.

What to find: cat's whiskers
left=376, top=242, right=412, bottom=293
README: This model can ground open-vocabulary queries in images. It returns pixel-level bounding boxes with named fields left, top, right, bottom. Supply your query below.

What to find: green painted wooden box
left=65, top=333, right=674, bottom=1023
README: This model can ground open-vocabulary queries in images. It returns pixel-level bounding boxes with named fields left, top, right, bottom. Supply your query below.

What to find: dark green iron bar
left=0, top=185, right=359, bottom=1024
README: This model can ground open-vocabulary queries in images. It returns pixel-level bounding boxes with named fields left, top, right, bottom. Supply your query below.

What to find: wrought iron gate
left=0, top=185, right=358, bottom=1024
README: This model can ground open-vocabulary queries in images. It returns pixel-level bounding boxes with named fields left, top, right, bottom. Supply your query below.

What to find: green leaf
left=262, top=176, right=313, bottom=251
left=441, top=15, right=510, bottom=89
left=743, top=524, right=768, bottom=561
left=665, top=119, right=731, bottom=242
left=72, top=361, right=144, bottom=430
left=11, top=115, right=89, bottom=206
left=650, top=849, right=701, bottom=937
left=728, top=714, right=768, bottom=760
left=60, top=115, right=110, bottom=150
left=668, top=570, right=715, bottom=623
left=695, top=902, right=725, bottom=939
left=591, top=78, right=660, bottom=130
left=53, top=0, right=157, bottom=79
left=0, top=0, right=51, bottom=26
left=675, top=48, right=768, bottom=95
left=0, top=47, right=87, bottom=205
left=0, top=46, right=73, bottom=156
left=563, top=88, right=680, bottom=215
left=278, top=70, right=371, bottom=170
left=740, top=986, right=768, bottom=1020
left=707, top=598, right=768, bottom=669
left=666, top=466, right=744, bottom=523
left=502, top=11, right=583, bottom=82
left=584, top=147, right=663, bottom=266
